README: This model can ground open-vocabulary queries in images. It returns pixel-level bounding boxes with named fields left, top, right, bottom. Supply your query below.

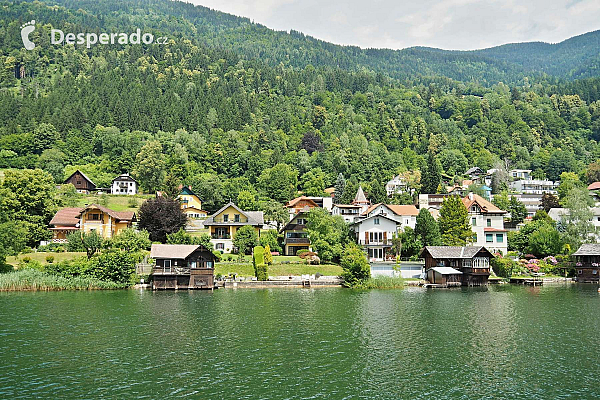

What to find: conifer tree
left=415, top=208, right=441, bottom=246
left=438, top=196, right=471, bottom=246
left=421, top=151, right=441, bottom=194
left=333, top=173, right=346, bottom=204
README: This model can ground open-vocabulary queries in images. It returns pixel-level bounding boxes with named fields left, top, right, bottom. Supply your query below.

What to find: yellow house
left=203, top=202, right=264, bottom=253
left=49, top=204, right=136, bottom=242
left=177, top=186, right=208, bottom=219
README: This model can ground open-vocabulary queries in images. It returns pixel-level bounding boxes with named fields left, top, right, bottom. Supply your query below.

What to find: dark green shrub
left=255, top=264, right=268, bottom=281
left=89, top=250, right=135, bottom=284
left=491, top=257, right=517, bottom=278
left=45, top=255, right=55, bottom=264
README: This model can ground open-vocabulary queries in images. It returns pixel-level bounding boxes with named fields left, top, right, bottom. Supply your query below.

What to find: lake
left=1, top=284, right=599, bottom=398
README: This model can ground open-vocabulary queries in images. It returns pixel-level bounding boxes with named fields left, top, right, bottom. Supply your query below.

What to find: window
left=594, top=270, right=598, bottom=275
left=472, top=218, right=477, bottom=226
left=164, top=260, right=171, bottom=271
left=578, top=270, right=583, bottom=275
left=486, top=234, right=493, bottom=243
left=374, top=218, right=380, bottom=225
left=77, top=180, right=82, bottom=185
left=473, top=234, right=478, bottom=242
left=297, top=218, right=306, bottom=225
left=216, top=243, right=224, bottom=250
left=90, top=213, right=100, bottom=221
left=223, top=214, right=229, bottom=222
left=487, top=219, right=491, bottom=227
left=206, top=261, right=213, bottom=269
left=496, top=234, right=503, bottom=243
left=234, top=214, right=240, bottom=222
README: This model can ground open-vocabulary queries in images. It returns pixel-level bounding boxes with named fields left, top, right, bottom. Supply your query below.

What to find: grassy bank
left=355, top=276, right=405, bottom=289
left=7, top=252, right=86, bottom=266
left=215, top=262, right=343, bottom=277
left=0, top=269, right=127, bottom=291
left=74, top=194, right=153, bottom=211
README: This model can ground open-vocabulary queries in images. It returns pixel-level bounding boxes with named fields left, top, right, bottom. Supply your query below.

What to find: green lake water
left=1, top=284, right=600, bottom=398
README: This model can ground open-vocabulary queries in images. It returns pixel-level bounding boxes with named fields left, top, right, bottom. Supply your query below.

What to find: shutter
left=383, top=231, right=387, bottom=243
left=365, top=231, right=369, bottom=244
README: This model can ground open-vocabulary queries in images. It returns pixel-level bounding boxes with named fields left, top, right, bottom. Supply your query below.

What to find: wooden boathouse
left=420, top=246, right=494, bottom=286
left=573, top=243, right=600, bottom=283
left=150, top=244, right=216, bottom=290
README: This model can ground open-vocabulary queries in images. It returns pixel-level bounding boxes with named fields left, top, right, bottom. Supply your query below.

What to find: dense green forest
left=1, top=0, right=600, bottom=217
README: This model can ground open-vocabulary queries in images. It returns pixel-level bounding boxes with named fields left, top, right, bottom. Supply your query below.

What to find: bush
left=264, top=245, right=273, bottom=265
left=66, top=232, right=86, bottom=252
left=45, top=255, right=55, bottom=264
left=491, top=257, right=517, bottom=278
left=127, top=197, right=139, bottom=208
left=43, top=257, right=91, bottom=277
left=21, top=247, right=33, bottom=254
left=88, top=250, right=136, bottom=284
left=341, top=244, right=370, bottom=287
left=18, top=258, right=43, bottom=271
left=37, top=243, right=66, bottom=253
left=255, top=264, right=268, bottom=281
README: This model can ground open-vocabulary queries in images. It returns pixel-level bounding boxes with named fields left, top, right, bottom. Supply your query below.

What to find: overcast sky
left=188, top=0, right=600, bottom=50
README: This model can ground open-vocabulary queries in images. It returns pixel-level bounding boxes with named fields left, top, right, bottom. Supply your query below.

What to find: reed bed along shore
left=0, top=269, right=127, bottom=291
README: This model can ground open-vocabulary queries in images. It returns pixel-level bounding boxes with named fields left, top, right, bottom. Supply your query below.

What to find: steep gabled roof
left=179, top=185, right=201, bottom=200
left=353, top=186, right=369, bottom=204
left=573, top=244, right=600, bottom=256
left=588, top=182, right=600, bottom=191
left=203, top=202, right=264, bottom=226
left=350, top=213, right=398, bottom=226
left=78, top=204, right=136, bottom=222
left=420, top=246, right=494, bottom=259
left=64, top=169, right=96, bottom=187
left=50, top=207, right=84, bottom=227
left=286, top=196, right=319, bottom=209
left=112, top=172, right=137, bottom=183
left=150, top=244, right=202, bottom=259
left=462, top=194, right=506, bottom=214
left=364, top=203, right=419, bottom=216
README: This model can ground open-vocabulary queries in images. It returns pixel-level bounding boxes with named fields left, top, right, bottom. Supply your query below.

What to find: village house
left=421, top=246, right=495, bottom=286
left=572, top=244, right=600, bottom=283
left=385, top=175, right=408, bottom=197
left=509, top=179, right=558, bottom=195
left=150, top=244, right=216, bottom=290
left=332, top=186, right=371, bottom=223
left=286, top=196, right=320, bottom=219
left=63, top=170, right=96, bottom=194
left=463, top=193, right=508, bottom=254
left=548, top=207, right=600, bottom=241
left=49, top=204, right=135, bottom=242
left=110, top=173, right=138, bottom=195
left=510, top=169, right=532, bottom=180
left=203, top=202, right=264, bottom=253
left=350, top=213, right=399, bottom=262
left=280, top=210, right=311, bottom=256
left=177, top=186, right=208, bottom=219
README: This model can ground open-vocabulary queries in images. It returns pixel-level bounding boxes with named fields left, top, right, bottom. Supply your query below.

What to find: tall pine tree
left=333, top=173, right=346, bottom=204
left=421, top=151, right=441, bottom=194
left=415, top=208, right=441, bottom=246
left=438, top=196, right=471, bottom=246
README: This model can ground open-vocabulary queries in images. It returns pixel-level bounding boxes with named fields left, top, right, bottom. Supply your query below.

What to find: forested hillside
left=1, top=0, right=600, bottom=216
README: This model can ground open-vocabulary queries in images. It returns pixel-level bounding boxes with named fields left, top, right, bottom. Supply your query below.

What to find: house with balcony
left=49, top=204, right=135, bottom=242
left=280, top=211, right=311, bottom=256
left=64, top=170, right=96, bottom=194
left=509, top=179, right=558, bottom=195
left=421, top=246, right=494, bottom=286
left=385, top=175, right=408, bottom=197
left=350, top=214, right=399, bottom=262
left=286, top=196, right=320, bottom=220
left=110, top=173, right=138, bottom=195
left=150, top=244, right=216, bottom=290
left=177, top=186, right=208, bottom=219
left=332, top=186, right=371, bottom=223
left=203, top=202, right=264, bottom=253
left=463, top=193, right=508, bottom=254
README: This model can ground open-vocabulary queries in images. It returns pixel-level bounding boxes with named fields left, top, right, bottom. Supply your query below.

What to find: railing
left=212, top=218, right=246, bottom=223
left=211, top=234, right=231, bottom=239
left=52, top=239, right=68, bottom=243
left=153, top=266, right=191, bottom=275
left=285, top=237, right=310, bottom=244
left=358, top=239, right=392, bottom=245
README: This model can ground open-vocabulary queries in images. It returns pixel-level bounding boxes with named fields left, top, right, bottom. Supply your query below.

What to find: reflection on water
left=1, top=284, right=599, bottom=398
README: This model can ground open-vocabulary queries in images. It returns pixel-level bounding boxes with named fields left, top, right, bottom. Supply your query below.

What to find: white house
left=332, top=204, right=363, bottom=223
left=350, top=214, right=399, bottom=262
left=111, top=173, right=138, bottom=195
left=363, top=203, right=419, bottom=230
left=509, top=179, right=558, bottom=195
left=385, top=175, right=408, bottom=197
left=549, top=207, right=600, bottom=239
left=463, top=193, right=508, bottom=254
left=510, top=169, right=532, bottom=180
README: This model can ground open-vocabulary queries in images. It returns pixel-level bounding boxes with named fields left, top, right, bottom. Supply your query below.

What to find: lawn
left=215, top=262, right=342, bottom=277
left=73, top=194, right=153, bottom=211
left=7, top=252, right=86, bottom=266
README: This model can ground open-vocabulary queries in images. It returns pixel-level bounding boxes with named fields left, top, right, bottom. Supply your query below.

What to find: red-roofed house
left=462, top=193, right=507, bottom=254
left=49, top=204, right=136, bottom=242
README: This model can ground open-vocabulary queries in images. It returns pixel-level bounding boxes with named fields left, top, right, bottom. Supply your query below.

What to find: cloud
left=188, top=0, right=600, bottom=50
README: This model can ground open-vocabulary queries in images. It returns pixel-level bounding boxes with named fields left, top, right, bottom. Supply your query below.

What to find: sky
left=188, top=0, right=600, bottom=50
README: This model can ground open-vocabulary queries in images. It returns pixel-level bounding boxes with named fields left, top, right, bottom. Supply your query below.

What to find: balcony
left=211, top=233, right=231, bottom=239
left=153, top=266, right=214, bottom=275
left=358, top=239, right=392, bottom=246
left=285, top=237, right=310, bottom=245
